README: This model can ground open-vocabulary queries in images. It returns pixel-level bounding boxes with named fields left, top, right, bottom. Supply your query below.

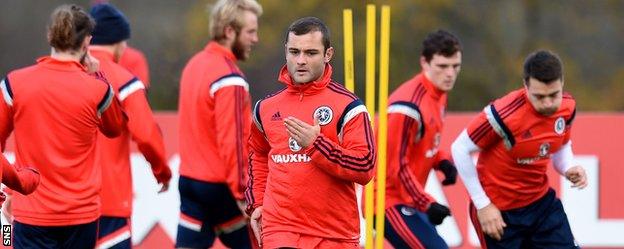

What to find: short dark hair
left=285, top=17, right=331, bottom=51
left=523, top=50, right=563, bottom=84
left=421, top=29, right=462, bottom=62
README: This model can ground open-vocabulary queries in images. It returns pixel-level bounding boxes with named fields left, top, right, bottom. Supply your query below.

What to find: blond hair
left=208, top=0, right=262, bottom=41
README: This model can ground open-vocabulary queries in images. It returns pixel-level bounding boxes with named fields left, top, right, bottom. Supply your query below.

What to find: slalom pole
left=374, top=5, right=391, bottom=249
left=342, top=9, right=355, bottom=91
left=364, top=4, right=376, bottom=249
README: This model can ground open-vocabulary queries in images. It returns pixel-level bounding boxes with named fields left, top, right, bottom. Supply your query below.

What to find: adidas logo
left=271, top=111, right=282, bottom=121
left=521, top=129, right=532, bottom=139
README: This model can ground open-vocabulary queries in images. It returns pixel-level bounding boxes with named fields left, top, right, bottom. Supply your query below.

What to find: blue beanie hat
left=90, top=4, right=130, bottom=45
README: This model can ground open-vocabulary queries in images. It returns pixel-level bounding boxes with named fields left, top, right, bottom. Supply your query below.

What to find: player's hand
left=426, top=202, right=451, bottom=225
left=565, top=165, right=588, bottom=189
left=477, top=203, right=507, bottom=241
left=436, top=160, right=457, bottom=185
left=158, top=181, right=169, bottom=193
left=154, top=166, right=172, bottom=193
left=284, top=116, right=320, bottom=148
left=1, top=193, right=13, bottom=223
left=250, top=206, right=263, bottom=247
left=236, top=200, right=249, bottom=219
left=82, top=51, right=100, bottom=73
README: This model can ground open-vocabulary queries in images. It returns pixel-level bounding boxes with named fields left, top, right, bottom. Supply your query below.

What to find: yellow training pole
left=375, top=5, right=390, bottom=249
left=342, top=9, right=355, bottom=91
left=364, top=4, right=376, bottom=249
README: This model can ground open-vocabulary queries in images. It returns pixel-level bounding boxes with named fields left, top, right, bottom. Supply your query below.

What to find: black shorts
left=97, top=216, right=131, bottom=249
left=384, top=204, right=448, bottom=249
left=175, top=176, right=251, bottom=248
left=13, top=219, right=98, bottom=249
left=470, top=188, right=579, bottom=249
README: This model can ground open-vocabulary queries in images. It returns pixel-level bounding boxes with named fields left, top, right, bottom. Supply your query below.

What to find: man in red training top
left=245, top=17, right=376, bottom=248
left=176, top=0, right=263, bottom=248
left=379, top=29, right=462, bottom=249
left=0, top=4, right=127, bottom=248
left=452, top=50, right=586, bottom=249
left=88, top=3, right=172, bottom=249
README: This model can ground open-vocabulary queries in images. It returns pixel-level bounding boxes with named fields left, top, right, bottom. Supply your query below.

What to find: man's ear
left=324, top=47, right=334, bottom=63
left=224, top=25, right=236, bottom=41
left=82, top=35, right=92, bottom=50
left=420, top=56, right=428, bottom=69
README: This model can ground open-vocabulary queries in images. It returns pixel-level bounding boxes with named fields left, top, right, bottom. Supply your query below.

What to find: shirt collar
left=36, top=56, right=87, bottom=72
left=204, top=41, right=237, bottom=62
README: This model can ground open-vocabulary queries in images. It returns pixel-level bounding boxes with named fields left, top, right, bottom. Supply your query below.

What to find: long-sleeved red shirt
left=91, top=49, right=171, bottom=217
left=1, top=56, right=126, bottom=226
left=382, top=73, right=451, bottom=212
left=178, top=42, right=251, bottom=200
left=465, top=89, right=576, bottom=210
left=245, top=64, right=375, bottom=243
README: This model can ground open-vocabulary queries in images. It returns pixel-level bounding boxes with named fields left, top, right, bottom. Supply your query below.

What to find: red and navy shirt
left=466, top=88, right=576, bottom=210
left=246, top=64, right=375, bottom=242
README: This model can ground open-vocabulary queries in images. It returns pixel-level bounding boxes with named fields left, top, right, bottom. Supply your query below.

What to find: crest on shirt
left=313, top=106, right=333, bottom=126
left=400, top=206, right=417, bottom=216
left=289, top=137, right=302, bottom=152
left=539, top=142, right=551, bottom=157
left=554, top=117, right=565, bottom=135
left=425, top=132, right=441, bottom=158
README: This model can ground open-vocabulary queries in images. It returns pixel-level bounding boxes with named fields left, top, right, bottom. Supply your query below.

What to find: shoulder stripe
left=471, top=95, right=524, bottom=143
left=484, top=104, right=515, bottom=149
left=1, top=77, right=14, bottom=106
left=328, top=82, right=357, bottom=100
left=263, top=87, right=287, bottom=100
left=388, top=101, right=424, bottom=140
left=497, top=94, right=524, bottom=116
left=118, top=77, right=145, bottom=101
left=408, top=83, right=423, bottom=102
left=469, top=120, right=493, bottom=144
left=93, top=71, right=110, bottom=84
left=499, top=97, right=525, bottom=119
left=210, top=74, right=249, bottom=97
left=252, top=100, right=264, bottom=133
left=337, top=99, right=369, bottom=140
left=97, top=84, right=115, bottom=116
left=412, top=82, right=427, bottom=105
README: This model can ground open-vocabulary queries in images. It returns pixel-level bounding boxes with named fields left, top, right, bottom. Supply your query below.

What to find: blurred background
left=1, top=0, right=623, bottom=111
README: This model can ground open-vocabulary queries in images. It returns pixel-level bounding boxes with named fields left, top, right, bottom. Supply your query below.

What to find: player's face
left=421, top=52, right=462, bottom=92
left=233, top=10, right=259, bottom=61
left=285, top=31, right=333, bottom=84
left=525, top=77, right=563, bottom=116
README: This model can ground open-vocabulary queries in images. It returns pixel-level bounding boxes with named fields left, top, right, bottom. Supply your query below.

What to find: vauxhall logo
left=271, top=136, right=311, bottom=163
left=271, top=153, right=311, bottom=163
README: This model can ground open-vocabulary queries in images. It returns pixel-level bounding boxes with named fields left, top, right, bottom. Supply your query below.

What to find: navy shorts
left=13, top=219, right=98, bottom=249
left=470, top=188, right=579, bottom=249
left=384, top=204, right=448, bottom=249
left=96, top=216, right=131, bottom=249
left=175, top=176, right=251, bottom=249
